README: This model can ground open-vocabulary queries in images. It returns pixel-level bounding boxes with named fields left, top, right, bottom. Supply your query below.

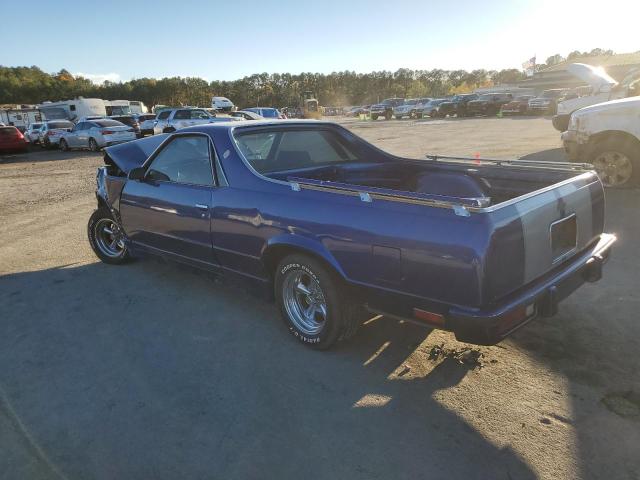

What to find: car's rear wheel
left=43, top=137, right=51, bottom=149
left=88, top=208, right=131, bottom=265
left=275, top=254, right=361, bottom=349
left=59, top=139, right=69, bottom=151
left=371, top=114, right=378, bottom=120
left=384, top=111, right=392, bottom=120
left=589, top=137, right=639, bottom=188
left=89, top=138, right=99, bottom=152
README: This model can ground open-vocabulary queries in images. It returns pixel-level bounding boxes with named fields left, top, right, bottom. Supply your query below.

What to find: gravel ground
left=1, top=117, right=639, bottom=480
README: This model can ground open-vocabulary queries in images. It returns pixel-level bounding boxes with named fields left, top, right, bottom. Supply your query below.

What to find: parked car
left=553, top=63, right=640, bottom=132
left=110, top=115, right=143, bottom=137
left=370, top=98, right=404, bottom=120
left=38, top=120, right=74, bottom=148
left=153, top=108, right=217, bottom=134
left=420, top=99, right=449, bottom=118
left=135, top=114, right=158, bottom=136
left=243, top=107, right=283, bottom=119
left=437, top=94, right=479, bottom=117
left=59, top=119, right=136, bottom=152
left=88, top=121, right=615, bottom=349
left=231, top=110, right=264, bottom=120
left=393, top=99, right=419, bottom=119
left=211, top=96, right=235, bottom=112
left=500, top=95, right=536, bottom=115
left=528, top=89, right=567, bottom=115
left=0, top=126, right=28, bottom=153
left=562, top=96, right=640, bottom=188
left=24, top=123, right=43, bottom=143
left=466, top=93, right=513, bottom=116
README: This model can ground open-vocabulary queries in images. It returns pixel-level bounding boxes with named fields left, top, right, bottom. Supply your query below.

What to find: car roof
left=184, top=119, right=335, bottom=132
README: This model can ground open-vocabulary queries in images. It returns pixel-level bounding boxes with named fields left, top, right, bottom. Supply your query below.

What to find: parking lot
left=1, top=116, right=639, bottom=479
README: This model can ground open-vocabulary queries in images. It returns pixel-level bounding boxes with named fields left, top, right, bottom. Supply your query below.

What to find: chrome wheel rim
left=282, top=268, right=327, bottom=336
left=94, top=218, right=125, bottom=258
left=592, top=151, right=633, bottom=187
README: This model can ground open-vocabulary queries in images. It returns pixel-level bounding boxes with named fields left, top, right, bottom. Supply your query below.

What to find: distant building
left=518, top=52, right=640, bottom=92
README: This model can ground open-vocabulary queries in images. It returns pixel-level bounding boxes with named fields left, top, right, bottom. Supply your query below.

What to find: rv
left=129, top=101, right=148, bottom=114
left=0, top=107, right=42, bottom=132
left=104, top=100, right=131, bottom=116
left=553, top=63, right=640, bottom=131
left=38, top=98, right=106, bottom=123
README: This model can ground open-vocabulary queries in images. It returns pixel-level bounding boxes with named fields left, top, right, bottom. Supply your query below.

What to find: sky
left=1, top=0, right=637, bottom=83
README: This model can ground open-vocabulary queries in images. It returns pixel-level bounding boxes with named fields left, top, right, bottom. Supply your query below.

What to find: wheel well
left=262, top=245, right=343, bottom=282
left=588, top=130, right=640, bottom=151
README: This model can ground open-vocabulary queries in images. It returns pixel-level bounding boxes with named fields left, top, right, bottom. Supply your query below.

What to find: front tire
left=89, top=138, right=99, bottom=152
left=88, top=208, right=131, bottom=264
left=588, top=137, right=640, bottom=188
left=275, top=254, right=361, bottom=349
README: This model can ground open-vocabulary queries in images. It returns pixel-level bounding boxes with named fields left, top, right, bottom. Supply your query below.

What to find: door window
left=146, top=135, right=213, bottom=185
left=157, top=110, right=171, bottom=120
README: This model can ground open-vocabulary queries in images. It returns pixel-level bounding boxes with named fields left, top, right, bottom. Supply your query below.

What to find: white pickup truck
left=553, top=63, right=640, bottom=131
left=562, top=96, right=640, bottom=188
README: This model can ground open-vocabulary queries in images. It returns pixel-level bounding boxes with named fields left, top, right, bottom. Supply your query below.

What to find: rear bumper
left=447, top=233, right=616, bottom=345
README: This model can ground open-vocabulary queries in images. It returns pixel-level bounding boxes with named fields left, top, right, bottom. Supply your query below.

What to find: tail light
left=101, top=130, right=115, bottom=135
left=16, top=131, right=24, bottom=139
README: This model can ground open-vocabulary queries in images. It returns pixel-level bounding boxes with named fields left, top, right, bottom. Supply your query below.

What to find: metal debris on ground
left=427, top=343, right=485, bottom=368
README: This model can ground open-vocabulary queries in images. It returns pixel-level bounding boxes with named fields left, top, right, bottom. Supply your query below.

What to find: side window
left=174, top=110, right=190, bottom=120
left=158, top=111, right=171, bottom=120
left=191, top=110, right=209, bottom=119
left=70, top=105, right=76, bottom=111
left=146, top=136, right=213, bottom=185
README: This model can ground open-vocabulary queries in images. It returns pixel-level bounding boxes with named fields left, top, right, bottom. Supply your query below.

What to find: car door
left=119, top=133, right=217, bottom=267
left=65, top=122, right=82, bottom=147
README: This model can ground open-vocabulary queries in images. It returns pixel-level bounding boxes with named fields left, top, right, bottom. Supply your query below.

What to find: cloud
left=74, top=72, right=121, bottom=84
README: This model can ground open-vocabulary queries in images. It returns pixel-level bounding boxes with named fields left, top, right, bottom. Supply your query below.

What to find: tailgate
left=483, top=172, right=605, bottom=304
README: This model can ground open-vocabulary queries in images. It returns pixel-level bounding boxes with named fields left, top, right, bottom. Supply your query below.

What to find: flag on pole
left=522, top=56, right=536, bottom=77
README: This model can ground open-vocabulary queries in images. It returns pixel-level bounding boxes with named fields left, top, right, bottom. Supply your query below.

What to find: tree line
left=0, top=49, right=620, bottom=108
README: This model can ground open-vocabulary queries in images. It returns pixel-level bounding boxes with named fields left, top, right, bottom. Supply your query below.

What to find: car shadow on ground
left=519, top=148, right=567, bottom=162
left=0, top=259, right=536, bottom=479
left=508, top=188, right=640, bottom=479
left=0, top=147, right=99, bottom=164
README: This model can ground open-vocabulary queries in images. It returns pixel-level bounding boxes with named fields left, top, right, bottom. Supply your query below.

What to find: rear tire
left=384, top=111, right=392, bottom=120
left=88, top=208, right=131, bottom=265
left=59, top=139, right=69, bottom=151
left=371, top=114, right=378, bottom=121
left=275, top=254, right=361, bottom=349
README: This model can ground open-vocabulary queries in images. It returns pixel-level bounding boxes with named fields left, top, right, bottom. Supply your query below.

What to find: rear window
left=139, top=115, right=156, bottom=121
left=0, top=127, right=18, bottom=135
left=112, top=116, right=135, bottom=126
left=93, top=120, right=125, bottom=127
left=235, top=128, right=359, bottom=174
left=48, top=121, right=73, bottom=129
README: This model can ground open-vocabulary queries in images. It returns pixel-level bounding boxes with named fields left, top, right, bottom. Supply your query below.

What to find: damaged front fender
left=96, top=166, right=127, bottom=216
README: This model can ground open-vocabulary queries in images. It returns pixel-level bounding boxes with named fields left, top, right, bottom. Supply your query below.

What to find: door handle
left=195, top=204, right=208, bottom=211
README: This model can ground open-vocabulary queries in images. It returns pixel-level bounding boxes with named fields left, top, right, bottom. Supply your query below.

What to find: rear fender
left=261, top=234, right=347, bottom=281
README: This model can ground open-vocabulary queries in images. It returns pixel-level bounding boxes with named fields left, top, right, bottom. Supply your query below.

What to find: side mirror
left=128, top=167, right=146, bottom=181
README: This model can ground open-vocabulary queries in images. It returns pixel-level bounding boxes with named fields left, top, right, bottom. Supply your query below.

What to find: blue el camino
left=89, top=120, right=615, bottom=349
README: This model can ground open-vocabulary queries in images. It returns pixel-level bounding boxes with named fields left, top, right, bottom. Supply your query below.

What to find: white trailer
left=0, top=107, right=43, bottom=132
left=38, top=98, right=107, bottom=123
